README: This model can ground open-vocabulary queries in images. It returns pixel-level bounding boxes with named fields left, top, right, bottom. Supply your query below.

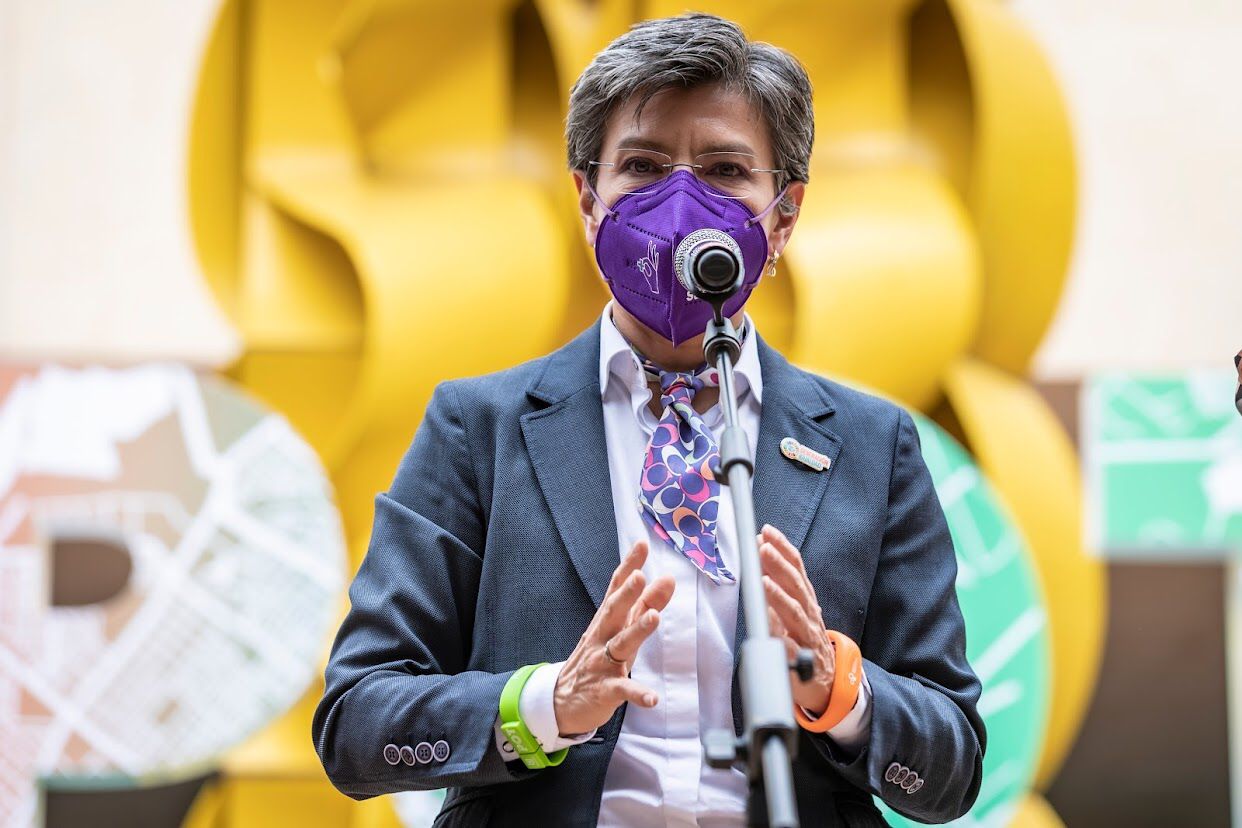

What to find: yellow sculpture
left=186, top=1, right=1104, bottom=824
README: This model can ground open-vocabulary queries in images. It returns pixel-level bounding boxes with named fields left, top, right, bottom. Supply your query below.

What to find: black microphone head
left=696, top=248, right=738, bottom=291
left=673, top=229, right=744, bottom=298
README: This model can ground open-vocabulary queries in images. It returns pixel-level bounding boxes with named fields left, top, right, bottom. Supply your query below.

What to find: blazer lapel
left=520, top=322, right=619, bottom=611
left=731, top=336, right=842, bottom=735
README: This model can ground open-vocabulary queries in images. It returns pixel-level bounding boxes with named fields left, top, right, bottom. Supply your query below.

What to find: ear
left=572, top=170, right=603, bottom=247
left=764, top=180, right=806, bottom=259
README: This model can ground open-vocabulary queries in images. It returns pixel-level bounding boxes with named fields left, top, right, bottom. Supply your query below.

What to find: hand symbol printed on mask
left=636, top=240, right=660, bottom=294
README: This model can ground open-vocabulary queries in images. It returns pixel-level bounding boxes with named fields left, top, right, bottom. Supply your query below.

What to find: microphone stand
left=700, top=307, right=814, bottom=828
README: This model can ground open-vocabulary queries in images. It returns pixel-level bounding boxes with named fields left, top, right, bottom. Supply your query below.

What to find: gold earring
left=767, top=249, right=781, bottom=277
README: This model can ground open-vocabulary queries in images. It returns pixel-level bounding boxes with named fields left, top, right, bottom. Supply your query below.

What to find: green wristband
left=499, top=663, right=569, bottom=770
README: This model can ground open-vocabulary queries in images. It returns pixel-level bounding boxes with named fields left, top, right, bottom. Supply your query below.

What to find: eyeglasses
left=588, top=147, right=785, bottom=201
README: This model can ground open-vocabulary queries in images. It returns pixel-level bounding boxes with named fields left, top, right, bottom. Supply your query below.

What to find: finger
left=760, top=526, right=822, bottom=622
left=767, top=606, right=800, bottom=667
left=598, top=569, right=647, bottom=639
left=777, top=633, right=798, bottom=666
left=769, top=608, right=799, bottom=662
left=605, top=541, right=649, bottom=599
left=761, top=525, right=814, bottom=592
left=607, top=607, right=661, bottom=662
left=767, top=605, right=789, bottom=639
left=764, top=574, right=820, bottom=644
left=626, top=575, right=676, bottom=626
left=759, top=542, right=819, bottom=620
left=605, top=677, right=659, bottom=709
left=765, top=574, right=815, bottom=641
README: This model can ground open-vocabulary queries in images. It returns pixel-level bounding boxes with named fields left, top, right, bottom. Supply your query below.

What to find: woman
left=313, top=13, right=985, bottom=827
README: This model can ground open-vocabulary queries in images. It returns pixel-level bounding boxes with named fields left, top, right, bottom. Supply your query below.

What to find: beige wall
left=1014, top=0, right=1242, bottom=379
left=0, top=0, right=238, bottom=367
left=0, top=1, right=1237, bottom=378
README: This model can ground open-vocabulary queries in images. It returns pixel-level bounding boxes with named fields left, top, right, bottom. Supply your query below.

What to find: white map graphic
left=0, top=363, right=347, bottom=828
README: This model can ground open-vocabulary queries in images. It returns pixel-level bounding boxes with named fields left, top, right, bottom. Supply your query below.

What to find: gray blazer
left=312, top=321, right=985, bottom=826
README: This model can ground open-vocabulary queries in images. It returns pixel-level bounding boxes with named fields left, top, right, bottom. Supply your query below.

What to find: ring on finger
left=603, top=638, right=625, bottom=665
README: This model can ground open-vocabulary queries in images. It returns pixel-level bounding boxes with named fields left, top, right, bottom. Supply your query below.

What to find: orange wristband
left=794, top=629, right=863, bottom=733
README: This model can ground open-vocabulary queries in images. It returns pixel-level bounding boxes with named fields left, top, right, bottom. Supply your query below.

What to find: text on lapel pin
left=780, top=437, right=831, bottom=472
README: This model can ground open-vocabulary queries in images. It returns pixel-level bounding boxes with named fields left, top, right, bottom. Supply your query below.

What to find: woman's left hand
left=758, top=523, right=837, bottom=715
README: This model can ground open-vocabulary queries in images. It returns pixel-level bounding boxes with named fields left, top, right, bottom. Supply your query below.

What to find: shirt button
left=382, top=744, right=401, bottom=765
left=432, top=739, right=451, bottom=762
left=415, top=741, right=434, bottom=764
left=399, top=745, right=416, bottom=766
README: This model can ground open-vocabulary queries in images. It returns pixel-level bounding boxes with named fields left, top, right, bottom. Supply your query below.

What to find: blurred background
left=1, top=1, right=1239, bottom=826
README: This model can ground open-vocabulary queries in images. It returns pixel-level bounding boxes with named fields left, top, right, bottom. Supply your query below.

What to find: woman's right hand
left=552, top=540, right=675, bottom=737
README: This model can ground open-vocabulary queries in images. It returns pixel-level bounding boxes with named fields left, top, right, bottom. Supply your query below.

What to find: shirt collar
left=597, top=300, right=764, bottom=404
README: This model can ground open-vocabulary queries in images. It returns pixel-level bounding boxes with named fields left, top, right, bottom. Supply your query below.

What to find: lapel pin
left=780, top=437, right=831, bottom=472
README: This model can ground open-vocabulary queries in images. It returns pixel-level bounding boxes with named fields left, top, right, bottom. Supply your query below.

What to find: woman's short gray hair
left=566, top=13, right=814, bottom=216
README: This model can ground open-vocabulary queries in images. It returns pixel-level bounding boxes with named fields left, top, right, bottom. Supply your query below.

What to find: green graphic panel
left=1084, top=372, right=1242, bottom=554
left=879, top=414, right=1051, bottom=828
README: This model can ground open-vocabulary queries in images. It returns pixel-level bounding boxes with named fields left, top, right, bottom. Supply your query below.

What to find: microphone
left=674, top=229, right=744, bottom=301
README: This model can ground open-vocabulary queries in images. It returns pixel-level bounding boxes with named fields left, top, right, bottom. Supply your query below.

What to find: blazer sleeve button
left=383, top=744, right=401, bottom=765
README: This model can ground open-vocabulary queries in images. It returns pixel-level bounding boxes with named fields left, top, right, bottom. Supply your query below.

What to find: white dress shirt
left=493, top=303, right=872, bottom=826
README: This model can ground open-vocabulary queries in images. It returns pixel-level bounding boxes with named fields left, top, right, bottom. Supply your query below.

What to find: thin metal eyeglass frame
left=587, top=147, right=785, bottom=200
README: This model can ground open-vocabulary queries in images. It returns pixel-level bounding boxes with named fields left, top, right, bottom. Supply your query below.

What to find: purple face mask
left=586, top=169, right=786, bottom=346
